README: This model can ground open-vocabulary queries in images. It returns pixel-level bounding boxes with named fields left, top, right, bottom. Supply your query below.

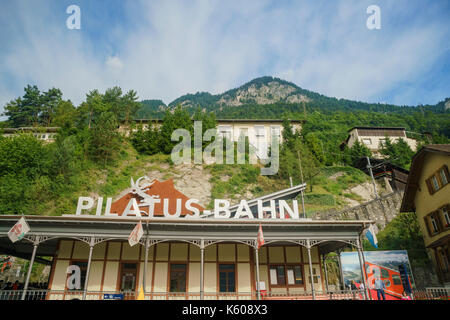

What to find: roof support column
left=143, top=236, right=149, bottom=296
left=254, top=246, right=261, bottom=300
left=323, top=254, right=329, bottom=293
left=356, top=237, right=369, bottom=300
left=21, top=236, right=40, bottom=300
left=200, top=239, right=205, bottom=300
left=306, top=239, right=316, bottom=300
left=82, top=237, right=95, bottom=300
left=337, top=249, right=345, bottom=291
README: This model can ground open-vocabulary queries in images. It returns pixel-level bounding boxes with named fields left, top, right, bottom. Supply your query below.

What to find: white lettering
left=257, top=200, right=277, bottom=219
left=185, top=199, right=201, bottom=218
left=279, top=200, right=299, bottom=219
left=234, top=200, right=254, bottom=219
left=95, top=197, right=103, bottom=216
left=163, top=198, right=182, bottom=218
left=123, top=198, right=141, bottom=217
left=76, top=197, right=94, bottom=215
left=214, top=199, right=231, bottom=218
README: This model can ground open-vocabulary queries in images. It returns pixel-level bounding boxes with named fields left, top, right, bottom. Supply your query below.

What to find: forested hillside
left=0, top=78, right=449, bottom=217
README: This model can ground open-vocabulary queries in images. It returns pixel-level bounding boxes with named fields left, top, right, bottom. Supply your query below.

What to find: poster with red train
left=341, top=250, right=415, bottom=300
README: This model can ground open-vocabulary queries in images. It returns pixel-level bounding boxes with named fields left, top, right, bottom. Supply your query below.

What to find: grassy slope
left=37, top=138, right=372, bottom=216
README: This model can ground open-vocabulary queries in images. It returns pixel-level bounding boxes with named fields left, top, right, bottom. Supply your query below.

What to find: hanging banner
left=128, top=221, right=143, bottom=247
left=8, top=217, right=30, bottom=243
left=257, top=224, right=265, bottom=249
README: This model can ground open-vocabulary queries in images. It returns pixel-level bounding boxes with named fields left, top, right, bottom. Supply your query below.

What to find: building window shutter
left=442, top=165, right=450, bottom=185
left=433, top=211, right=444, bottom=232
left=424, top=217, right=432, bottom=236
left=426, top=178, right=434, bottom=195
left=436, top=170, right=445, bottom=187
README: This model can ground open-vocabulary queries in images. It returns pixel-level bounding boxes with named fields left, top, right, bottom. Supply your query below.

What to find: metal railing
left=412, top=287, right=450, bottom=300
left=262, top=290, right=366, bottom=300
left=3, top=288, right=449, bottom=300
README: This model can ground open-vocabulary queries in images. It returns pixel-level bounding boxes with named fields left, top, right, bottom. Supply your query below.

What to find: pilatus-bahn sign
left=74, top=176, right=301, bottom=219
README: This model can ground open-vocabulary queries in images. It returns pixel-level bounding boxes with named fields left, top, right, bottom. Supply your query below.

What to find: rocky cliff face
left=168, top=76, right=312, bottom=108
left=216, top=80, right=310, bottom=106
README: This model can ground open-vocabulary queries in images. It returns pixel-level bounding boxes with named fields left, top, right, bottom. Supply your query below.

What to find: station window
left=270, top=266, right=286, bottom=285
left=362, top=138, right=372, bottom=145
left=287, top=266, right=303, bottom=285
left=219, top=264, right=235, bottom=292
left=270, top=265, right=304, bottom=286
left=169, top=264, right=187, bottom=292
left=120, top=263, right=137, bottom=291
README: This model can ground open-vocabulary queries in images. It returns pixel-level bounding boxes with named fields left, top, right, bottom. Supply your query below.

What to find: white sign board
left=258, top=281, right=266, bottom=291
left=8, top=217, right=30, bottom=243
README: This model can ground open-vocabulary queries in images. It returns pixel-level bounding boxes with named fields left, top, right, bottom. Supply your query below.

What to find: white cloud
left=106, top=56, right=124, bottom=70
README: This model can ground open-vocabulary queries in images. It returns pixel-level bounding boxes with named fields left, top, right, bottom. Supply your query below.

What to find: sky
left=0, top=0, right=449, bottom=115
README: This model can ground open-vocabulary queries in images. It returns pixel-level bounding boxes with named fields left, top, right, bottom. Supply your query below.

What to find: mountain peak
left=169, top=76, right=312, bottom=108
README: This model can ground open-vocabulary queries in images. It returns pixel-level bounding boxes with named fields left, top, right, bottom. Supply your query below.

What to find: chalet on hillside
left=340, top=127, right=418, bottom=157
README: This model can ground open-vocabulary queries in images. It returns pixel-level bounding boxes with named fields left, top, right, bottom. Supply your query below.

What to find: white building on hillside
left=342, top=127, right=418, bottom=157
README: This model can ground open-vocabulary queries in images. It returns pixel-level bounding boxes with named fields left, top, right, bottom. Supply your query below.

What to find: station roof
left=0, top=215, right=372, bottom=262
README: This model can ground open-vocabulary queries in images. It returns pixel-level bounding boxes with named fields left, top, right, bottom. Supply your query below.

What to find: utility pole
left=302, top=101, right=307, bottom=120
left=297, top=151, right=306, bottom=218
left=366, top=156, right=378, bottom=199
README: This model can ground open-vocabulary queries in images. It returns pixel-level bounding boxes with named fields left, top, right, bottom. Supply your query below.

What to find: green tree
left=159, top=106, right=192, bottom=154
left=131, top=123, right=160, bottom=155
left=2, top=85, right=64, bottom=127
left=88, top=112, right=121, bottom=165
left=343, top=140, right=371, bottom=166
left=0, top=134, right=51, bottom=214
left=380, top=138, right=415, bottom=169
left=364, top=212, right=431, bottom=268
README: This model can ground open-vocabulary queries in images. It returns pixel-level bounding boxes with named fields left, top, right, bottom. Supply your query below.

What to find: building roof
left=400, top=144, right=450, bottom=212
left=1, top=127, right=60, bottom=133
left=0, top=215, right=373, bottom=260
left=347, top=126, right=406, bottom=133
left=216, top=119, right=304, bottom=124
left=131, top=119, right=304, bottom=124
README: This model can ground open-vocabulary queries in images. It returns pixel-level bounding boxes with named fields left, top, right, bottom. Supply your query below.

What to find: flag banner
left=257, top=224, right=264, bottom=249
left=8, top=217, right=30, bottom=243
left=128, top=221, right=143, bottom=247
left=365, top=224, right=378, bottom=248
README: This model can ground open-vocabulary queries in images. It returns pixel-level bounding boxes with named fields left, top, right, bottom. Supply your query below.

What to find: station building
left=0, top=178, right=372, bottom=300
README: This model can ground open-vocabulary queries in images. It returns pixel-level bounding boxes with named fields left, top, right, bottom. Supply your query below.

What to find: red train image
left=355, top=261, right=412, bottom=300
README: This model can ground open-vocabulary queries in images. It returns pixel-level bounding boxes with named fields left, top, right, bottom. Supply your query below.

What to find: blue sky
left=0, top=0, right=449, bottom=113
